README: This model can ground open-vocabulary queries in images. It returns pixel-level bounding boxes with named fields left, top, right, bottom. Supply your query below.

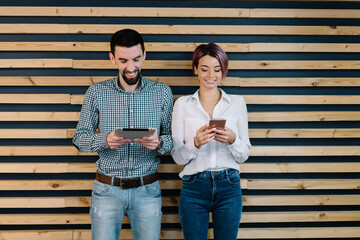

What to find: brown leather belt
left=96, top=171, right=158, bottom=189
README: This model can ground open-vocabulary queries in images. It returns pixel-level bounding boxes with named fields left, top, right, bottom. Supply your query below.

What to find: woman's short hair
left=110, top=29, right=145, bottom=55
left=192, top=43, right=228, bottom=79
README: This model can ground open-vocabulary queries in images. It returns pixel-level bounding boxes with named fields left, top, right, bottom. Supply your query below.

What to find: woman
left=171, top=43, right=251, bottom=240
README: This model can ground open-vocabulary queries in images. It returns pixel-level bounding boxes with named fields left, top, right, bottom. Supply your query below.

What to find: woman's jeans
left=90, top=180, right=162, bottom=240
left=179, top=169, right=242, bottom=240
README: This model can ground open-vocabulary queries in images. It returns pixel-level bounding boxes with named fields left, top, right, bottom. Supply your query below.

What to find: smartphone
left=209, top=118, right=226, bottom=129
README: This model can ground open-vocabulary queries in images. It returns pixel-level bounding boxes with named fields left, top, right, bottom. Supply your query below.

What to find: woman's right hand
left=194, top=124, right=216, bottom=149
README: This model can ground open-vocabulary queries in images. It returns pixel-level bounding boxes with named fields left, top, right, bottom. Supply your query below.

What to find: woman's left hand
left=213, top=127, right=236, bottom=144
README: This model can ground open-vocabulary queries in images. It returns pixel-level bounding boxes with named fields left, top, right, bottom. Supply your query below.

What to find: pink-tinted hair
left=192, top=43, right=228, bottom=79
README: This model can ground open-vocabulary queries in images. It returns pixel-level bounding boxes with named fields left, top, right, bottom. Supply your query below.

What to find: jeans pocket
left=145, top=181, right=161, bottom=196
left=181, top=174, right=197, bottom=185
left=226, top=170, right=240, bottom=185
left=92, top=180, right=111, bottom=195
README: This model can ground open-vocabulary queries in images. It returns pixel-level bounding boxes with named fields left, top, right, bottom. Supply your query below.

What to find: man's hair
left=192, top=43, right=228, bottom=79
left=110, top=29, right=145, bottom=55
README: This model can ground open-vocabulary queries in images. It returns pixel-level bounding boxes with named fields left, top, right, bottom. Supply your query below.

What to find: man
left=73, top=29, right=173, bottom=240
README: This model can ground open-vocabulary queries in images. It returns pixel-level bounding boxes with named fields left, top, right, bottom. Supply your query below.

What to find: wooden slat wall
left=0, top=1, right=360, bottom=239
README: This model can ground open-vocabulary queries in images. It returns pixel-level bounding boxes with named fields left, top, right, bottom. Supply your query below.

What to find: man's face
left=109, top=44, right=145, bottom=86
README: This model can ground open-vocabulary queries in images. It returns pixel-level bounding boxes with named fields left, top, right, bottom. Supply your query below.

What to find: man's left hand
left=133, top=128, right=159, bottom=150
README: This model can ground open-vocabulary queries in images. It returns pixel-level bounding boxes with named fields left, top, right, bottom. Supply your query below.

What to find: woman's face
left=194, top=55, right=222, bottom=89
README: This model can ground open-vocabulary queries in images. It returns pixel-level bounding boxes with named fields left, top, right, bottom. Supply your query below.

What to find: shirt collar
left=190, top=88, right=231, bottom=103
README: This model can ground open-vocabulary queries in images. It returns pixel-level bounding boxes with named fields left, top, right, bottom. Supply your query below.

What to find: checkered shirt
left=73, top=77, right=173, bottom=178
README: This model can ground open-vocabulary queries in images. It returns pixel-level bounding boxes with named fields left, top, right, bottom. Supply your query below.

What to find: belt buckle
left=119, top=178, right=125, bottom=189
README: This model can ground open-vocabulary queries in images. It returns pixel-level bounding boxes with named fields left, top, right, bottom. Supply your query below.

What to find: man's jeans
left=179, top=169, right=242, bottom=240
left=90, top=179, right=162, bottom=240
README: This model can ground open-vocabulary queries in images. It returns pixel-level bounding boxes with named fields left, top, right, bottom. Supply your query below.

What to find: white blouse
left=171, top=89, right=252, bottom=178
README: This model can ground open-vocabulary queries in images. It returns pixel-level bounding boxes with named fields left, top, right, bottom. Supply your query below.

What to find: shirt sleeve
left=157, top=85, right=174, bottom=154
left=72, top=85, right=110, bottom=153
left=171, top=98, right=200, bottom=165
left=226, top=96, right=252, bottom=163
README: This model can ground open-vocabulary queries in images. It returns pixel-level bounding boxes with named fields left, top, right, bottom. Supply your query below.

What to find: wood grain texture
left=1, top=24, right=360, bottom=35
left=1, top=195, right=359, bottom=208
left=1, top=162, right=359, bottom=173
left=1, top=76, right=360, bottom=87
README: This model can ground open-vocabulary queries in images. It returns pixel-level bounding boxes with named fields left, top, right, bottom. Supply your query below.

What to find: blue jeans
left=90, top=179, right=162, bottom=240
left=179, top=169, right=242, bottom=240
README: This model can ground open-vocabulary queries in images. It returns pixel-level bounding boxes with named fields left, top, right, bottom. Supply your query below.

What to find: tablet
left=115, top=128, right=155, bottom=139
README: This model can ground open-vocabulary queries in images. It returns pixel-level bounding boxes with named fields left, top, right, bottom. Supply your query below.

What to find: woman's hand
left=213, top=127, right=236, bottom=144
left=194, top=124, right=216, bottom=148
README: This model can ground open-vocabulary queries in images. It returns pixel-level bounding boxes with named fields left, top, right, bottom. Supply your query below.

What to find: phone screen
left=209, top=119, right=226, bottom=129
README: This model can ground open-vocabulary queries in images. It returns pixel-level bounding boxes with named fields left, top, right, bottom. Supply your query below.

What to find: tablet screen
left=115, top=128, right=155, bottom=139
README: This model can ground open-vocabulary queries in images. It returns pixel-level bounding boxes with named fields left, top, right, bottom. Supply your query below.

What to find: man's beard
left=121, top=69, right=141, bottom=86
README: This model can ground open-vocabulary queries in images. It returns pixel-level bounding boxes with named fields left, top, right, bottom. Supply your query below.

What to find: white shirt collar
left=189, top=88, right=231, bottom=103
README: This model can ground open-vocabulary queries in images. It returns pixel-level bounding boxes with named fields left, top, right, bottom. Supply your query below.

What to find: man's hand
left=134, top=128, right=159, bottom=150
left=106, top=131, right=132, bottom=149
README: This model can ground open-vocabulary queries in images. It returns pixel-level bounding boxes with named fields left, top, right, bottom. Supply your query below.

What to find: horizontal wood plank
left=1, top=162, right=359, bottom=173
left=0, top=59, right=72, bottom=68
left=242, top=195, right=360, bottom=206
left=236, top=227, right=360, bottom=239
left=249, top=111, right=360, bottom=122
left=0, top=94, right=70, bottom=104
left=241, top=162, right=360, bottom=173
left=1, top=211, right=359, bottom=225
left=1, top=7, right=360, bottom=19
left=71, top=227, right=360, bottom=239
left=68, top=25, right=360, bottom=35
left=0, top=230, right=73, bottom=240
left=249, top=128, right=360, bottom=138
left=1, top=76, right=360, bottom=87
left=250, top=9, right=360, bottom=18
left=2, top=112, right=360, bottom=122
left=2, top=24, right=360, bottom=35
left=0, top=76, right=108, bottom=86
left=250, top=43, right=360, bottom=52
left=0, top=112, right=80, bottom=121
left=0, top=179, right=357, bottom=190
left=245, top=95, right=360, bottom=104
left=67, top=128, right=360, bottom=139
left=247, top=179, right=360, bottom=190
left=0, top=129, right=69, bottom=139
left=1, top=195, right=359, bottom=208
left=0, top=146, right=359, bottom=156
left=73, top=60, right=360, bottom=70
left=0, top=24, right=68, bottom=34
left=0, top=7, right=249, bottom=18
left=0, top=179, right=184, bottom=191
left=0, top=146, right=95, bottom=156
left=1, top=227, right=359, bottom=240
left=70, top=94, right=360, bottom=105
left=4, top=42, right=360, bottom=53
left=3, top=94, right=360, bottom=105
left=250, top=146, right=360, bottom=156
